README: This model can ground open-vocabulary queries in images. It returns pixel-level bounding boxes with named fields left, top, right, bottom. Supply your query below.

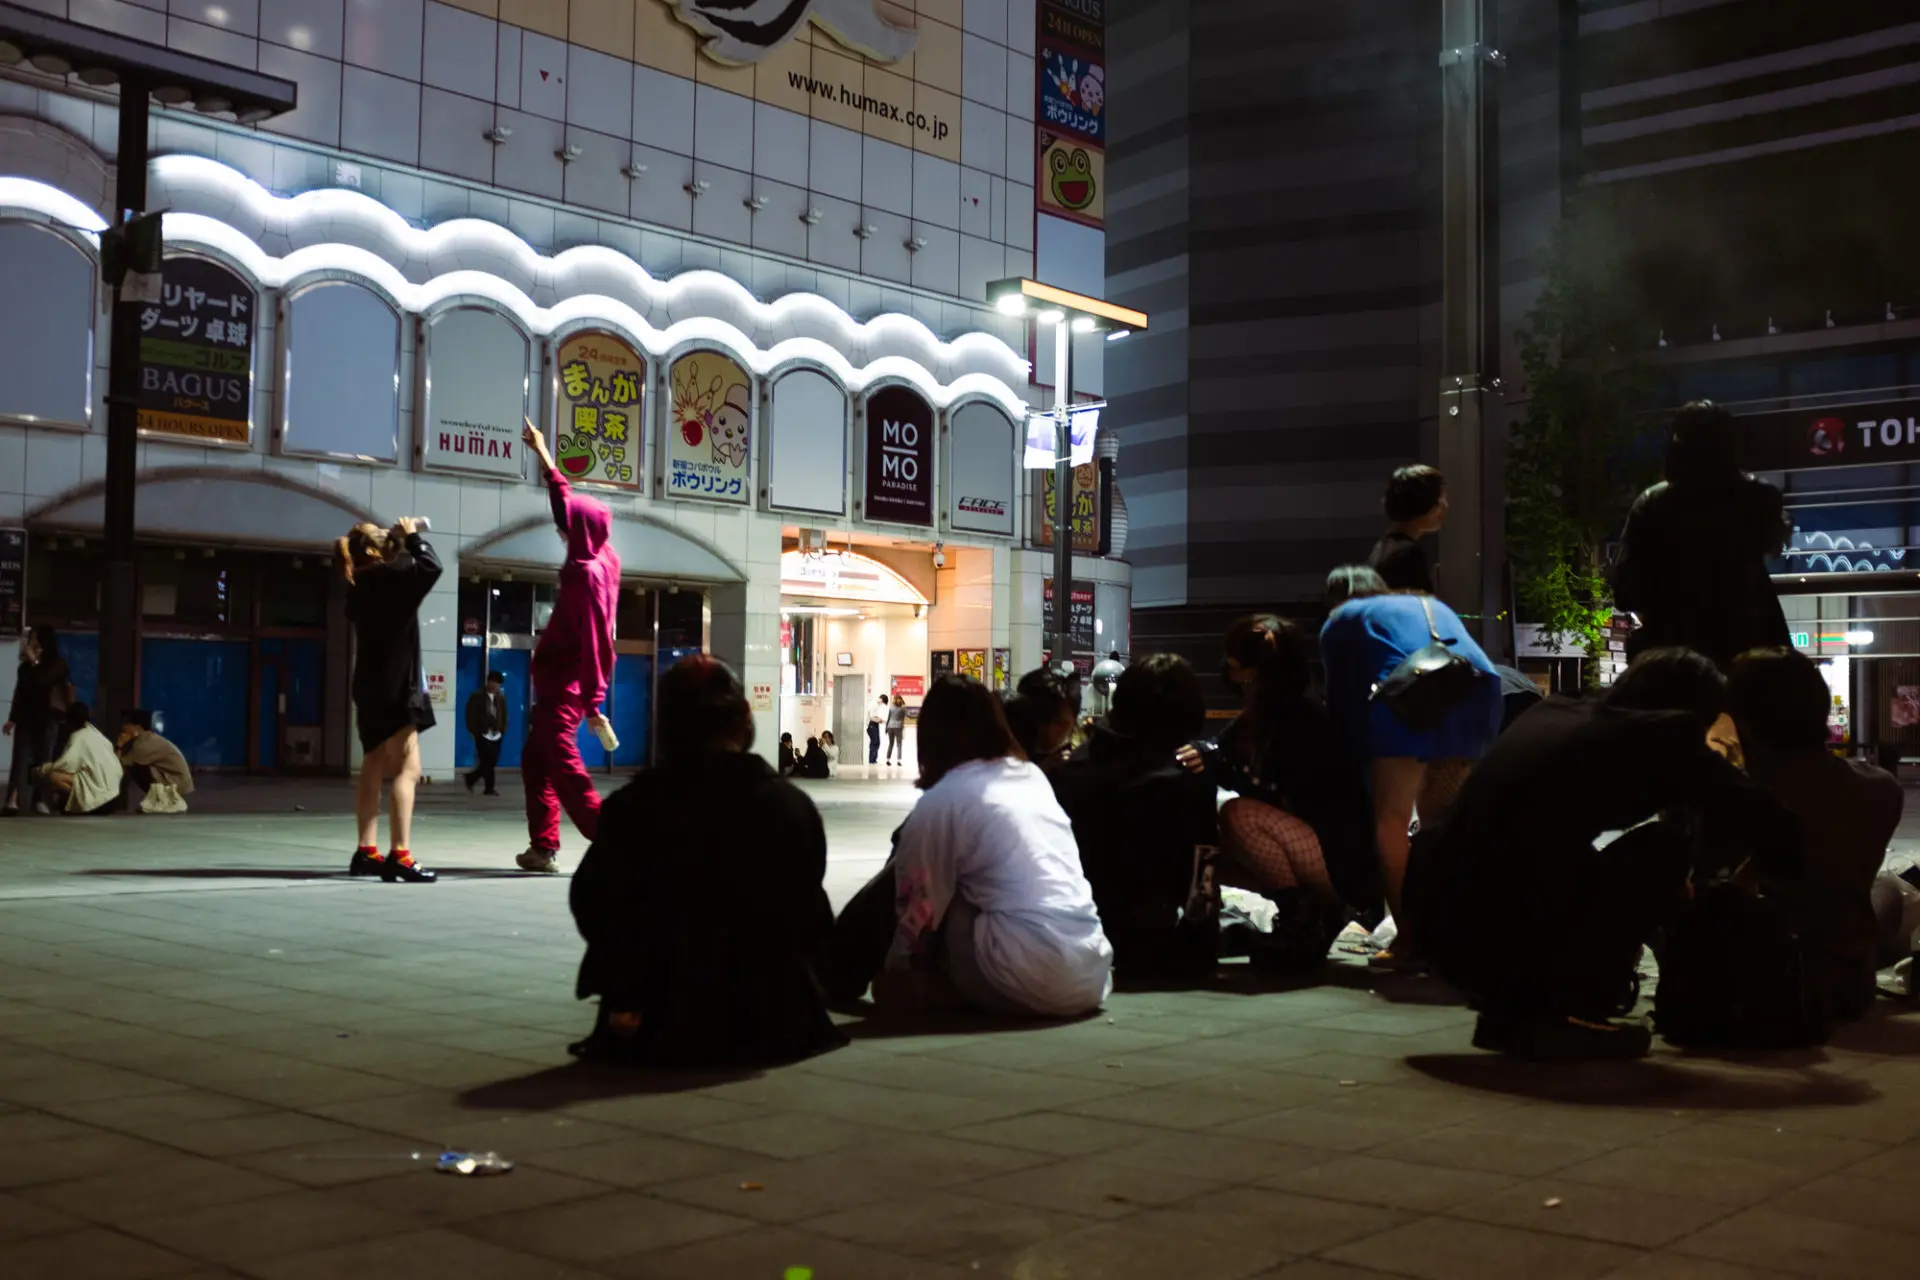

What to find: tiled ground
left=1, top=773, right=1919, bottom=1278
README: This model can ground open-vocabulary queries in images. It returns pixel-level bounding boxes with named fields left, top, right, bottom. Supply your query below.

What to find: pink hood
left=533, top=470, right=621, bottom=712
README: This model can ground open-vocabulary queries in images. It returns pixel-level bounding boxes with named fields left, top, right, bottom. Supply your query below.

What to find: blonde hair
left=335, top=523, right=391, bottom=586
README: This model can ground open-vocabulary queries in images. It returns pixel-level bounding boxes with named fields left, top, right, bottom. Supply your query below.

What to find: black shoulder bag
left=1370, top=597, right=1484, bottom=732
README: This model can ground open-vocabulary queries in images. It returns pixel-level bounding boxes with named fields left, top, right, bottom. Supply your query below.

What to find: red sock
left=390, top=847, right=413, bottom=866
left=358, top=844, right=382, bottom=860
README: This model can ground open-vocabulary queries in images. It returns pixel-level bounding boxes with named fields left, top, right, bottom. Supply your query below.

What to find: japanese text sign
left=1041, top=578, right=1098, bottom=654
left=136, top=256, right=255, bottom=445
left=1033, top=460, right=1107, bottom=553
left=863, top=385, right=935, bottom=526
left=0, top=528, right=23, bottom=638
left=554, top=332, right=645, bottom=490
left=1040, top=44, right=1104, bottom=143
left=664, top=351, right=752, bottom=504
left=891, top=675, right=925, bottom=698
left=1040, top=0, right=1103, bottom=54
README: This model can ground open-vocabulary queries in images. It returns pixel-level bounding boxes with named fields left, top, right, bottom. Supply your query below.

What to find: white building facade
left=0, top=0, right=1124, bottom=779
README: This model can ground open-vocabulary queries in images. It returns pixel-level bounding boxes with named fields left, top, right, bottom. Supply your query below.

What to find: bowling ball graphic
left=1808, top=417, right=1846, bottom=457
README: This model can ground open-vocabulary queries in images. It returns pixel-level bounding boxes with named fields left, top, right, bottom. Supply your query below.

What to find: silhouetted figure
left=568, top=656, right=844, bottom=1067
left=1368, top=465, right=1447, bottom=593
left=1613, top=400, right=1791, bottom=669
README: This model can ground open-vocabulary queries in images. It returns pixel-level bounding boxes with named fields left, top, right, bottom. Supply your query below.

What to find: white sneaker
left=32, top=801, right=51, bottom=815
left=516, top=847, right=561, bottom=874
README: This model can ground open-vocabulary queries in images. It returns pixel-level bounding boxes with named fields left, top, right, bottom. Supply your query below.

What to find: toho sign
left=1737, top=399, right=1920, bottom=472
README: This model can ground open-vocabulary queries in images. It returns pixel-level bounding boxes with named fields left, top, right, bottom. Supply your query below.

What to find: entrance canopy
left=780, top=550, right=927, bottom=605
left=27, top=468, right=375, bottom=547
left=464, top=514, right=744, bottom=583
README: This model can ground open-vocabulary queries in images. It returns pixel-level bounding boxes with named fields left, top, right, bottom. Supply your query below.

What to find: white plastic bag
left=139, top=782, right=188, bottom=814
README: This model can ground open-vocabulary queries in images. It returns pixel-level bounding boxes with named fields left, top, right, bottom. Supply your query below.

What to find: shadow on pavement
left=1406, top=1052, right=1878, bottom=1110
left=75, top=867, right=548, bottom=881
left=836, top=1007, right=1095, bottom=1039
left=459, top=1060, right=760, bottom=1111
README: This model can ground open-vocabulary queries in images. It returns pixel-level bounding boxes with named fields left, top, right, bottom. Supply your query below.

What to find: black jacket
left=1052, top=724, right=1219, bottom=978
left=1612, top=477, right=1792, bottom=669
left=465, top=687, right=507, bottom=738
left=570, top=753, right=845, bottom=1066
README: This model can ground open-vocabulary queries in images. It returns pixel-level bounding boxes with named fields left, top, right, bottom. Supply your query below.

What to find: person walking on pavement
left=869, top=695, right=886, bottom=764
left=518, top=419, right=620, bottom=874
left=465, top=670, right=508, bottom=796
left=885, top=694, right=908, bottom=765
left=339, top=517, right=442, bottom=883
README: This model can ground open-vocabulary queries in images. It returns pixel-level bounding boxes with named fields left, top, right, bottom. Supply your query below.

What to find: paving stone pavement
left=0, top=773, right=1918, bottom=1278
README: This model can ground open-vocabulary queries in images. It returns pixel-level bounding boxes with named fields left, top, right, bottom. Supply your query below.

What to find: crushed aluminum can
left=436, top=1150, right=514, bottom=1177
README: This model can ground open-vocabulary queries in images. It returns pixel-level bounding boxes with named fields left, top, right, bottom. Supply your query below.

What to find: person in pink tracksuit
left=518, top=420, right=621, bottom=874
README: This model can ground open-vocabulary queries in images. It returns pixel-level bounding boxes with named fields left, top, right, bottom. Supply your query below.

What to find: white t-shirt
left=888, top=757, right=1113, bottom=1016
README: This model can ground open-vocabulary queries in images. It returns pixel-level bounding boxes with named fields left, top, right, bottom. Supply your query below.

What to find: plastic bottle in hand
left=592, top=717, right=619, bottom=753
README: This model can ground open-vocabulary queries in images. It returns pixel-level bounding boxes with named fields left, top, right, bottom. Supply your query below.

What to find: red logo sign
left=1808, top=417, right=1847, bottom=457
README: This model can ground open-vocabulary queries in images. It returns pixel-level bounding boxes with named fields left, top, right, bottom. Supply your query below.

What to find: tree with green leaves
left=1506, top=195, right=1662, bottom=678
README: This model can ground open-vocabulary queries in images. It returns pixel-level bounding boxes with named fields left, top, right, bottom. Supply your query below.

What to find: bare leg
left=1370, top=757, right=1427, bottom=946
left=386, top=729, right=421, bottom=850
left=355, top=740, right=388, bottom=848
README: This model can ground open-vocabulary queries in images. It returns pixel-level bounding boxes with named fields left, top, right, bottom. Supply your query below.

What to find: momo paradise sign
left=862, top=385, right=935, bottom=526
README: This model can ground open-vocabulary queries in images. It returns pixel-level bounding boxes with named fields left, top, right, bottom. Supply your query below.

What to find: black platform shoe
left=381, top=852, right=437, bottom=884
left=348, top=848, right=384, bottom=877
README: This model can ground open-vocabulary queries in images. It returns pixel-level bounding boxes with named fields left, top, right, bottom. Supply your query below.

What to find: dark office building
left=1107, top=0, right=1920, bottom=731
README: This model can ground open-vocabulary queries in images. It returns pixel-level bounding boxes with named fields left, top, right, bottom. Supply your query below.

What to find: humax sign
left=862, top=385, right=935, bottom=526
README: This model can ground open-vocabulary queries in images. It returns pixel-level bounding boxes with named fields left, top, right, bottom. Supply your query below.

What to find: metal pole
left=1437, top=0, right=1502, bottom=647
left=99, top=79, right=149, bottom=733
left=1051, top=318, right=1073, bottom=669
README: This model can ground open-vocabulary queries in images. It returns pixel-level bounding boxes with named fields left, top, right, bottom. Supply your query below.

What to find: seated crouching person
left=875, top=674, right=1113, bottom=1018
left=1405, top=648, right=1776, bottom=1060
left=34, top=703, right=123, bottom=816
left=567, top=656, right=846, bottom=1066
left=1654, top=647, right=1903, bottom=1048
left=1052, top=654, right=1222, bottom=983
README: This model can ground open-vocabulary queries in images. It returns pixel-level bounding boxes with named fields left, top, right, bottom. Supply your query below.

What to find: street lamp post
left=0, top=4, right=296, bottom=730
left=985, top=278, right=1147, bottom=673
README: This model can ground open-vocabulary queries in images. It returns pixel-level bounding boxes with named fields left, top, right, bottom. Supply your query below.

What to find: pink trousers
left=523, top=699, right=601, bottom=852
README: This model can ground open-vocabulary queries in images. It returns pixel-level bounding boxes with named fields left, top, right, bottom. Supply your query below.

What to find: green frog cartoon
left=1049, top=145, right=1096, bottom=211
left=555, top=433, right=596, bottom=479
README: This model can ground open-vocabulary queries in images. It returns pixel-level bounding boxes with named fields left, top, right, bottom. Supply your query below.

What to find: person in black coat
left=1368, top=465, right=1447, bottom=593
left=1612, top=400, right=1792, bottom=669
left=339, top=519, right=442, bottom=883
left=568, top=655, right=845, bottom=1067
left=1052, top=653, right=1221, bottom=982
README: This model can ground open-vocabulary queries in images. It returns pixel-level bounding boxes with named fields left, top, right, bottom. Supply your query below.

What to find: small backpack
left=1653, top=885, right=1831, bottom=1050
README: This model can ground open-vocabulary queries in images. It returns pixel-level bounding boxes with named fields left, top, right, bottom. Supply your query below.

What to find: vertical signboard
left=136, top=256, right=256, bottom=444
left=862, top=384, right=935, bottom=526
left=420, top=307, right=530, bottom=477
left=1034, top=459, right=1109, bottom=553
left=767, top=368, right=850, bottom=515
left=554, top=331, right=645, bottom=489
left=946, top=400, right=1018, bottom=537
left=0, top=528, right=24, bottom=638
left=957, top=648, right=986, bottom=683
left=663, top=350, right=752, bottom=504
left=1040, top=43, right=1104, bottom=143
left=1041, top=578, right=1098, bottom=653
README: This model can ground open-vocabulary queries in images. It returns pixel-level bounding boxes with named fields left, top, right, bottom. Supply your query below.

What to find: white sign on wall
left=946, top=400, right=1018, bottom=538
left=280, top=281, right=401, bottom=463
left=766, top=367, right=850, bottom=516
left=420, top=307, right=530, bottom=477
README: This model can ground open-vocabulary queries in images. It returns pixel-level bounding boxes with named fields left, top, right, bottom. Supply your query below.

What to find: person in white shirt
left=820, top=730, right=841, bottom=777
left=876, top=675, right=1113, bottom=1018
left=33, top=703, right=124, bottom=816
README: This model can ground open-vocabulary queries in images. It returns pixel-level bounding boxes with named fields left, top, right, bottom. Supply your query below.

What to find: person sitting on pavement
left=777, top=732, right=798, bottom=777
left=1404, top=648, right=1774, bottom=1060
left=820, top=730, right=840, bottom=777
left=876, top=674, right=1113, bottom=1019
left=33, top=703, right=124, bottom=817
left=116, top=709, right=193, bottom=814
left=794, top=736, right=832, bottom=779
left=1181, top=616, right=1379, bottom=968
left=1320, top=566, right=1504, bottom=968
left=568, top=655, right=845, bottom=1066
left=1004, top=666, right=1079, bottom=774
left=1053, top=653, right=1222, bottom=983
left=1726, top=647, right=1903, bottom=1026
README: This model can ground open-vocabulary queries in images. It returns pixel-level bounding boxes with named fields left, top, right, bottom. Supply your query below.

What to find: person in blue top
left=1320, top=565, right=1503, bottom=965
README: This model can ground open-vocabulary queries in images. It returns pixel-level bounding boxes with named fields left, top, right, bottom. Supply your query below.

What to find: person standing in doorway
left=869, top=695, right=886, bottom=764
left=339, top=517, right=442, bottom=882
left=885, top=694, right=908, bottom=765
left=518, top=420, right=621, bottom=874
left=464, top=670, right=508, bottom=796
left=1368, top=465, right=1448, bottom=594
